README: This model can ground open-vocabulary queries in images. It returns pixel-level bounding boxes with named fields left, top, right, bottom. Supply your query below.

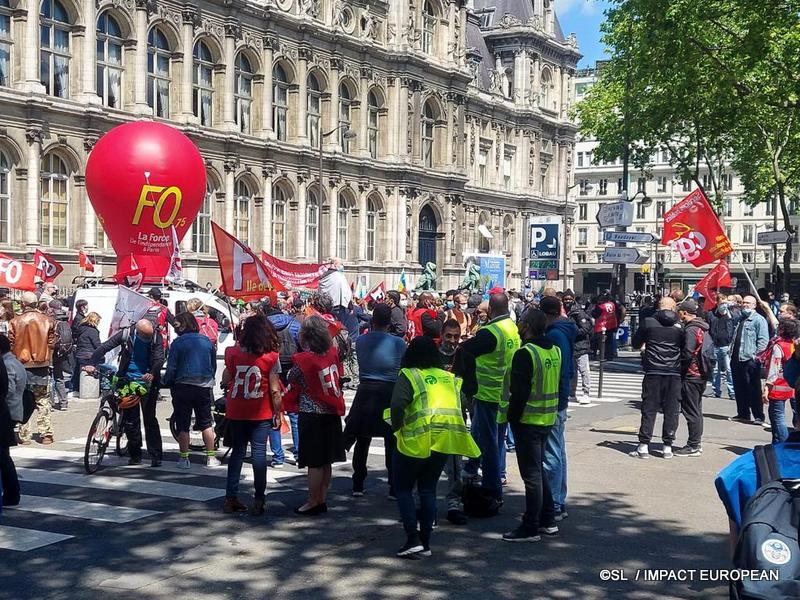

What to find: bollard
left=79, top=370, right=100, bottom=400
left=598, top=326, right=606, bottom=400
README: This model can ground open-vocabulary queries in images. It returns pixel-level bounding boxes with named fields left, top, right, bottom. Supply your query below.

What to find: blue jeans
left=506, top=426, right=516, bottom=450
left=288, top=412, right=299, bottom=454
left=713, top=346, right=735, bottom=398
left=269, top=427, right=285, bottom=464
left=393, top=449, right=448, bottom=537
left=499, top=423, right=508, bottom=479
left=464, top=400, right=503, bottom=499
left=543, top=408, right=568, bottom=514
left=769, top=400, right=789, bottom=444
left=226, top=420, right=270, bottom=499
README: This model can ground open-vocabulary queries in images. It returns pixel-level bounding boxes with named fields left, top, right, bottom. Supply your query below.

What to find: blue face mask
left=741, top=307, right=753, bottom=317
left=446, top=301, right=455, bottom=310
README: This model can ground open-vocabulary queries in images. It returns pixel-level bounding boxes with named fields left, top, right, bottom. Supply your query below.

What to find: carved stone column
left=25, top=128, right=42, bottom=247
left=223, top=159, right=236, bottom=233
left=261, top=37, right=275, bottom=137
left=133, top=0, right=150, bottom=113
left=181, top=9, right=196, bottom=121
left=222, top=20, right=238, bottom=130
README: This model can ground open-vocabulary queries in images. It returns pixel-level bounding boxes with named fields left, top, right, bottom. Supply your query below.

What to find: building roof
left=466, top=14, right=493, bottom=91
left=473, top=0, right=567, bottom=42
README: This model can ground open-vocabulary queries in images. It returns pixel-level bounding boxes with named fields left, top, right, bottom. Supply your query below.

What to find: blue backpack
left=732, top=445, right=800, bottom=599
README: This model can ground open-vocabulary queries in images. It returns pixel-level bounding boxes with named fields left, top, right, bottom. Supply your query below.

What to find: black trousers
left=124, top=386, right=162, bottom=460
left=511, top=422, right=554, bottom=531
left=1, top=446, right=20, bottom=506
left=680, top=380, right=706, bottom=447
left=731, top=358, right=765, bottom=421
left=638, top=374, right=681, bottom=445
left=352, top=434, right=396, bottom=495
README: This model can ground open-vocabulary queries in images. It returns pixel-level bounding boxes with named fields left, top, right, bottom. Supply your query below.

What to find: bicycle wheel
left=115, top=411, right=129, bottom=457
left=170, top=412, right=205, bottom=451
left=84, top=407, right=113, bottom=474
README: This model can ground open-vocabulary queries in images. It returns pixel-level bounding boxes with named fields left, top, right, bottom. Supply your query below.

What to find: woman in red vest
left=764, top=318, right=800, bottom=443
left=221, top=315, right=281, bottom=516
left=285, top=315, right=345, bottom=515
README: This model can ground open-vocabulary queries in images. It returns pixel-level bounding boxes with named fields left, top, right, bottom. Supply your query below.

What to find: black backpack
left=277, top=324, right=298, bottom=369
left=21, top=387, right=36, bottom=424
left=731, top=445, right=800, bottom=599
left=695, top=328, right=716, bottom=381
left=54, top=320, right=73, bottom=359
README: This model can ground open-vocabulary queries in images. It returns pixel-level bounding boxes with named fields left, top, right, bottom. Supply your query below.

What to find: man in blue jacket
left=539, top=296, right=578, bottom=522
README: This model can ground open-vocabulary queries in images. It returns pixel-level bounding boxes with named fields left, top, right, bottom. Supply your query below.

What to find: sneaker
left=418, top=545, right=432, bottom=557
left=578, top=395, right=591, bottom=405
left=18, top=438, right=32, bottom=446
left=505, top=445, right=515, bottom=453
left=752, top=418, right=765, bottom=426
left=387, top=494, right=397, bottom=501
left=502, top=527, right=541, bottom=542
left=729, top=416, right=751, bottom=423
left=206, top=455, right=222, bottom=467
left=554, top=510, right=569, bottom=522
left=270, top=461, right=284, bottom=469
left=629, top=449, right=651, bottom=459
left=662, top=446, right=673, bottom=459
left=447, top=509, right=468, bottom=525
left=223, top=496, right=248, bottom=514
left=40, top=435, right=54, bottom=445
left=396, top=536, right=424, bottom=557
left=150, top=458, right=162, bottom=468
left=501, top=477, right=508, bottom=486
left=128, top=456, right=142, bottom=466
left=674, top=445, right=703, bottom=457
left=352, top=490, right=365, bottom=497
left=177, top=457, right=191, bottom=469
left=539, top=525, right=559, bottom=535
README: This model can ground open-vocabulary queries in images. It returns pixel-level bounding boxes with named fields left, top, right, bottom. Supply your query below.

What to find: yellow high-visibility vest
left=498, top=343, right=561, bottom=426
left=474, top=316, right=521, bottom=403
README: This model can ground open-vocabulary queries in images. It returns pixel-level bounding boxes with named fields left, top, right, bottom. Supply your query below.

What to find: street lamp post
left=318, top=125, right=356, bottom=263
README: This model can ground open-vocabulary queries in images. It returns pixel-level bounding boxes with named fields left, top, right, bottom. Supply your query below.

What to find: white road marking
left=0, top=526, right=73, bottom=552
left=9, top=495, right=161, bottom=523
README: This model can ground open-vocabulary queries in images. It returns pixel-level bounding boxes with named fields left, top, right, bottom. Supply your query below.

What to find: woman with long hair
left=72, top=311, right=102, bottom=395
left=221, top=315, right=281, bottom=515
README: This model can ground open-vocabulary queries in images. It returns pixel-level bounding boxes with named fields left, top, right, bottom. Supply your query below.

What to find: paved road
left=0, top=358, right=764, bottom=599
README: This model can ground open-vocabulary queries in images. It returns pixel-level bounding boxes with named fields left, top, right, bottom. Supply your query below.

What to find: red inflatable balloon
left=85, top=122, right=206, bottom=278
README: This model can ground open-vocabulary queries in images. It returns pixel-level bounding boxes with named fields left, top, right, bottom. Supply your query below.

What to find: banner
left=113, top=268, right=146, bottom=291
left=367, top=281, right=386, bottom=303
left=0, top=254, right=36, bottom=291
left=463, top=253, right=507, bottom=291
left=164, top=225, right=183, bottom=284
left=79, top=250, right=95, bottom=272
left=109, top=286, right=152, bottom=338
left=260, top=251, right=329, bottom=289
left=694, top=260, right=733, bottom=310
left=33, top=249, right=63, bottom=282
left=661, top=189, right=733, bottom=267
left=213, top=222, right=283, bottom=300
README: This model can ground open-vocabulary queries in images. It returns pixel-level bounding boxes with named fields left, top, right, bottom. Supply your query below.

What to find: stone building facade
left=0, top=0, right=578, bottom=289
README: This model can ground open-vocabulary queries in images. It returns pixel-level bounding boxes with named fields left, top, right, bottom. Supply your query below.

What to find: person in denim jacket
left=729, top=295, right=769, bottom=425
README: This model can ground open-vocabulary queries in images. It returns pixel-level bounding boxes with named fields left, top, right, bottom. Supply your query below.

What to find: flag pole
left=732, top=251, right=759, bottom=296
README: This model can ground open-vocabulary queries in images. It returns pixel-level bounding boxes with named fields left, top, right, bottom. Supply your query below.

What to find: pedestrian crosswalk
left=568, top=368, right=644, bottom=408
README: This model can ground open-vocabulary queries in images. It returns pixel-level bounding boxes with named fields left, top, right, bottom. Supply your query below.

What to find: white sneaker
left=206, top=455, right=222, bottom=467
left=578, top=395, right=591, bottom=405
left=662, top=446, right=673, bottom=459
left=177, top=457, right=191, bottom=469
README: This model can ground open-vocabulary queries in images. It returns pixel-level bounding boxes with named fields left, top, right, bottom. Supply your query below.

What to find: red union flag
left=694, top=260, right=733, bottom=310
left=260, top=251, right=329, bottom=289
left=113, top=268, right=146, bottom=291
left=212, top=222, right=284, bottom=300
left=661, top=189, right=733, bottom=267
left=367, top=281, right=386, bottom=303
left=33, top=249, right=63, bottom=282
left=0, top=254, right=36, bottom=291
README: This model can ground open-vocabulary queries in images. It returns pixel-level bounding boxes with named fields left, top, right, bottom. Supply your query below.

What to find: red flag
left=303, top=304, right=343, bottom=337
left=79, top=250, right=95, bottom=272
left=694, top=260, right=733, bottom=310
left=260, top=251, right=329, bottom=289
left=212, top=222, right=284, bottom=300
left=33, top=249, right=63, bottom=282
left=661, top=189, right=733, bottom=267
left=367, top=281, right=386, bottom=303
left=113, top=268, right=146, bottom=291
left=0, top=254, right=36, bottom=291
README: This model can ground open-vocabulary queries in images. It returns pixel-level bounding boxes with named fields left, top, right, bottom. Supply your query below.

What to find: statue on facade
left=414, top=262, right=438, bottom=291
left=299, top=0, right=320, bottom=18
left=459, top=258, right=481, bottom=293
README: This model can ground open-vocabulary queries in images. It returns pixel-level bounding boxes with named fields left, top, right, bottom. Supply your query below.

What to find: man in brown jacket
left=10, top=291, right=57, bottom=444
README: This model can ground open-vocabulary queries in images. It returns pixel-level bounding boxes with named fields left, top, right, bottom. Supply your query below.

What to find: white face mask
left=399, top=299, right=409, bottom=309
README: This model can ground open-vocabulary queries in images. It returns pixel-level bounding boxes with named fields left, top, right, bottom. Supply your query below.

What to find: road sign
left=757, top=230, right=791, bottom=245
left=602, top=231, right=656, bottom=244
left=602, top=248, right=645, bottom=264
left=529, top=222, right=560, bottom=259
left=596, top=202, right=634, bottom=229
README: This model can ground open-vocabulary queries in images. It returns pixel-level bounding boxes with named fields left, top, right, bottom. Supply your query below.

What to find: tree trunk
left=778, top=180, right=793, bottom=294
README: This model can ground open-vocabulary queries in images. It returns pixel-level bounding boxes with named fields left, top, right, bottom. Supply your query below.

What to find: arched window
left=339, top=82, right=352, bottom=153
left=337, top=194, right=349, bottom=259
left=40, top=0, right=71, bottom=98
left=367, top=91, right=380, bottom=159
left=0, top=151, right=10, bottom=242
left=273, top=64, right=289, bottom=141
left=147, top=27, right=170, bottom=117
left=96, top=12, right=123, bottom=108
left=40, top=153, right=69, bottom=247
left=272, top=183, right=287, bottom=257
left=234, top=179, right=251, bottom=245
left=366, top=197, right=378, bottom=261
left=193, top=40, right=214, bottom=126
left=306, top=189, right=319, bottom=260
left=421, top=101, right=435, bottom=167
left=0, top=0, right=13, bottom=87
left=192, top=182, right=212, bottom=253
left=307, top=73, right=322, bottom=148
left=422, top=1, right=436, bottom=55
left=540, top=68, right=552, bottom=111
left=234, top=53, right=253, bottom=134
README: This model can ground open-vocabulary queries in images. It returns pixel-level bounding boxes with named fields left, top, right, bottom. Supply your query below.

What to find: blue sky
left=556, top=0, right=612, bottom=68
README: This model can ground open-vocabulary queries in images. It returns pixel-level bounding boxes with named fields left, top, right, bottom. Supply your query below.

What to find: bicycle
left=168, top=394, right=231, bottom=457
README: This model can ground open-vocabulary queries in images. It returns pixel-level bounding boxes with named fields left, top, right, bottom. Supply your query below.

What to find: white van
left=69, top=280, right=238, bottom=359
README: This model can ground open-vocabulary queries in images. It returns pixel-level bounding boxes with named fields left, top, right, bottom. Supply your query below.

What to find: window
left=233, top=180, right=251, bottom=245
left=598, top=179, right=608, bottom=195
left=0, top=0, right=10, bottom=87
left=766, top=198, right=774, bottom=216
left=723, top=174, right=733, bottom=191
left=273, top=64, right=289, bottom=141
left=478, top=147, right=488, bottom=186
left=234, top=53, right=253, bottom=134
left=192, top=184, right=212, bottom=253
left=503, top=152, right=513, bottom=191
left=192, top=41, right=214, bottom=126
left=725, top=225, right=732, bottom=240
left=742, top=224, right=753, bottom=244
left=585, top=151, right=593, bottom=165
left=307, top=73, right=321, bottom=148
left=477, top=9, right=493, bottom=27
left=742, top=251, right=753, bottom=264
left=40, top=0, right=71, bottom=98
left=702, top=174, right=711, bottom=190
left=0, top=151, right=9, bottom=242
left=422, top=1, right=435, bottom=55
left=422, top=101, right=435, bottom=167
left=579, top=179, right=590, bottom=195
left=339, top=83, right=353, bottom=153
left=637, top=178, right=645, bottom=194
left=147, top=28, right=170, bottom=118
left=743, top=203, right=753, bottom=217
left=657, top=176, right=667, bottom=193
left=368, top=91, right=380, bottom=159
left=617, top=178, right=624, bottom=195
left=656, top=201, right=666, bottom=218
left=540, top=69, right=552, bottom=110
left=96, top=12, right=123, bottom=108
left=306, top=190, right=319, bottom=259
left=272, top=184, right=287, bottom=257
left=636, top=202, right=646, bottom=219
left=337, top=195, right=349, bottom=259
left=578, top=203, right=587, bottom=220
left=682, top=177, right=691, bottom=192
left=95, top=221, right=109, bottom=249
left=635, top=226, right=645, bottom=233
left=577, top=227, right=587, bottom=246
left=724, top=198, right=732, bottom=217
left=40, top=153, right=69, bottom=247
left=575, top=252, right=586, bottom=264
left=366, top=197, right=377, bottom=261
left=660, top=150, right=669, bottom=164
left=576, top=152, right=584, bottom=167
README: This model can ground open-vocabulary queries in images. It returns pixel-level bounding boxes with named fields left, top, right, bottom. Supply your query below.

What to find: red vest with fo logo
left=594, top=301, right=618, bottom=333
left=291, top=347, right=345, bottom=415
left=769, top=338, right=795, bottom=401
left=224, top=345, right=278, bottom=420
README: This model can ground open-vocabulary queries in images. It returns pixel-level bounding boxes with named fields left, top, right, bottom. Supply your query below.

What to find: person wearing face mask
left=409, top=292, right=442, bottom=341
left=729, top=295, right=769, bottom=425
left=563, top=291, right=593, bottom=405
left=385, top=290, right=408, bottom=338
left=444, top=293, right=471, bottom=340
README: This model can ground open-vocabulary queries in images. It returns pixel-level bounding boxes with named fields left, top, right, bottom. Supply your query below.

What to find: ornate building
left=0, top=0, right=578, bottom=289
